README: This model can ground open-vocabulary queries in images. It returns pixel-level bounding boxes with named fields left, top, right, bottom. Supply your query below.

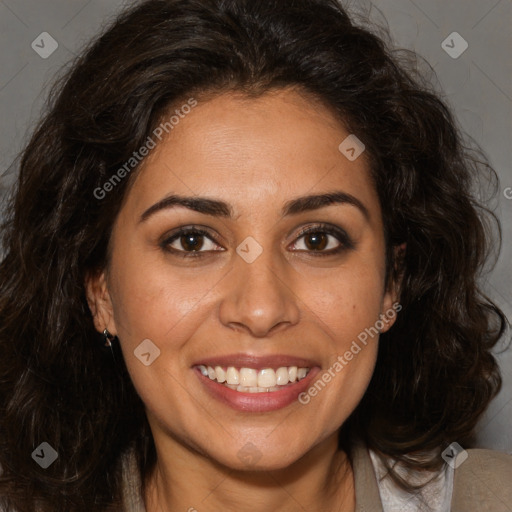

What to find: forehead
left=124, top=88, right=379, bottom=221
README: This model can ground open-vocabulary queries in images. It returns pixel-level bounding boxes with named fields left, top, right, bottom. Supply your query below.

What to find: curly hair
left=0, top=0, right=508, bottom=510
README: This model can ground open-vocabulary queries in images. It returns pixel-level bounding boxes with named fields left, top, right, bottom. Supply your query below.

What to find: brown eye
left=303, top=232, right=329, bottom=251
left=161, top=227, right=224, bottom=257
left=291, top=224, right=355, bottom=255
left=179, top=233, right=205, bottom=252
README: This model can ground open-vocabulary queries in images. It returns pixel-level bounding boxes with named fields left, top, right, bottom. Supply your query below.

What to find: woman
left=0, top=0, right=510, bottom=510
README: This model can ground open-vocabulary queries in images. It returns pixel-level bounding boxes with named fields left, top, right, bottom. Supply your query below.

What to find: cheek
left=303, top=284, right=382, bottom=429
left=308, top=263, right=385, bottom=341
left=108, top=241, right=204, bottom=340
left=106, top=249, right=226, bottom=401
left=299, top=257, right=385, bottom=412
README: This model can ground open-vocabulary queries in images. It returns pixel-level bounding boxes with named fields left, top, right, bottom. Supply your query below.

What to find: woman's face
left=87, top=88, right=398, bottom=470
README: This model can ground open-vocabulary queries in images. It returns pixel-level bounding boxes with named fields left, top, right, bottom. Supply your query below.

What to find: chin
left=209, top=445, right=304, bottom=472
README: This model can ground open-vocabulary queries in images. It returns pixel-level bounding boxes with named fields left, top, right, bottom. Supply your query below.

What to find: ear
left=380, top=242, right=406, bottom=333
left=84, top=269, right=117, bottom=336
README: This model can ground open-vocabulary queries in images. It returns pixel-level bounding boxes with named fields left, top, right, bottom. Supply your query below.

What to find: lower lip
left=194, top=366, right=321, bottom=412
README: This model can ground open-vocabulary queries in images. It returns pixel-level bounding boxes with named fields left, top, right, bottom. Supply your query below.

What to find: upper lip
left=192, top=353, right=320, bottom=370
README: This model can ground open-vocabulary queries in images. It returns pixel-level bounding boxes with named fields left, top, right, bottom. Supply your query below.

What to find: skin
left=86, top=88, right=399, bottom=512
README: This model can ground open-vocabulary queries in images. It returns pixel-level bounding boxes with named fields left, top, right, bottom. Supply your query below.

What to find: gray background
left=0, top=0, right=510, bottom=452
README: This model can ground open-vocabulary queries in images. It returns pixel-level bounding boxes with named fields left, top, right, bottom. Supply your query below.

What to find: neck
left=143, top=431, right=355, bottom=512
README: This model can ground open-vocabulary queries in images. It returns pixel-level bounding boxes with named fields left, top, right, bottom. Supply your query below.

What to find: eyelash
left=160, top=223, right=355, bottom=259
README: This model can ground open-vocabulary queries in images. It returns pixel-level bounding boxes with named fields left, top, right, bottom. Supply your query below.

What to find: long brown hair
left=0, top=0, right=507, bottom=510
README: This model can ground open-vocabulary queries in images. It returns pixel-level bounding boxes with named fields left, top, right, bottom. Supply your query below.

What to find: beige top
left=120, top=440, right=512, bottom=511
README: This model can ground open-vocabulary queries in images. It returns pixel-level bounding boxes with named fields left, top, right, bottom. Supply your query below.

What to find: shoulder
left=451, top=448, right=512, bottom=512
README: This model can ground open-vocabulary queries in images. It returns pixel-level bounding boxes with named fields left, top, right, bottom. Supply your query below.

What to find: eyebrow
left=139, top=190, right=370, bottom=223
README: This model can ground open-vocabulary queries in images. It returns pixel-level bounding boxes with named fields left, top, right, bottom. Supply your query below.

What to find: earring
left=103, top=328, right=116, bottom=347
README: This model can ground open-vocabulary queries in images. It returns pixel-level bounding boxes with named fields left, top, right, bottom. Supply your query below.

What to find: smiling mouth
left=195, top=365, right=311, bottom=393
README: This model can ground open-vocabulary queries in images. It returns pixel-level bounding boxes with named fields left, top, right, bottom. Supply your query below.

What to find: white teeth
left=258, top=368, right=277, bottom=387
left=240, top=368, right=258, bottom=387
left=297, top=368, right=308, bottom=380
left=236, top=385, right=281, bottom=393
left=215, top=366, right=226, bottom=383
left=226, top=366, right=240, bottom=385
left=275, top=367, right=289, bottom=385
left=199, top=365, right=311, bottom=392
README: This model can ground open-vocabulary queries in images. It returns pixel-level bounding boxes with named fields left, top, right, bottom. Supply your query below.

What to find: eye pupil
left=181, top=234, right=203, bottom=251
left=305, top=233, right=328, bottom=251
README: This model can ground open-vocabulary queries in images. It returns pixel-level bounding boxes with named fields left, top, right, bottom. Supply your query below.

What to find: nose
left=218, top=248, right=301, bottom=338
